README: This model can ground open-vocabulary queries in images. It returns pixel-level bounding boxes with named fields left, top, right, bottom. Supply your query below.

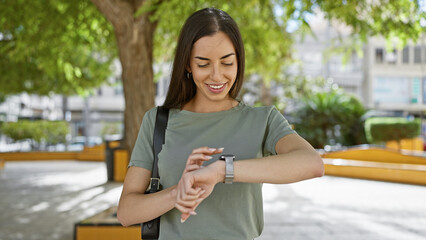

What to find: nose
left=210, top=63, right=222, bottom=82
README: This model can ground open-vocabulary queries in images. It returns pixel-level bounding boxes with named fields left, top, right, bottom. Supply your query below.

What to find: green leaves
left=293, top=90, right=367, bottom=148
left=314, top=0, right=424, bottom=49
left=1, top=0, right=424, bottom=106
left=1, top=120, right=69, bottom=145
left=0, top=0, right=115, bottom=96
left=152, top=0, right=424, bottom=89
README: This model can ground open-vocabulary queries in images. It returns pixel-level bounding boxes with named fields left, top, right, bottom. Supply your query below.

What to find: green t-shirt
left=129, top=102, right=296, bottom=240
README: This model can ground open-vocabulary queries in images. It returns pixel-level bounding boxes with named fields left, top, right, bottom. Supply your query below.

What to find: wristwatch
left=219, top=154, right=235, bottom=184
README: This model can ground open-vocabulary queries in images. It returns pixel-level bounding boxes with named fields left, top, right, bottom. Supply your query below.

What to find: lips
left=206, top=83, right=227, bottom=93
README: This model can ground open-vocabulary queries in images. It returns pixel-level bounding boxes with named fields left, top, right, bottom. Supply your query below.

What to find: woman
left=117, top=8, right=324, bottom=240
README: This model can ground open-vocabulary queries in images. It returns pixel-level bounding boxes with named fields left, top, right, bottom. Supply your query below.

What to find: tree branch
left=90, top=0, right=133, bottom=31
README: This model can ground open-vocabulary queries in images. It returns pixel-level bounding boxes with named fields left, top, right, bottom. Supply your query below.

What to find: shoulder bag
left=141, top=106, right=169, bottom=240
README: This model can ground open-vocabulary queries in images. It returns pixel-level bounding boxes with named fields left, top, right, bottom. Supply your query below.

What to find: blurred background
left=0, top=0, right=425, bottom=240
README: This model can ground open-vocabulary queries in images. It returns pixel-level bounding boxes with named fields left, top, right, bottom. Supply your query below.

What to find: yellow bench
left=74, top=206, right=140, bottom=240
left=323, top=158, right=426, bottom=185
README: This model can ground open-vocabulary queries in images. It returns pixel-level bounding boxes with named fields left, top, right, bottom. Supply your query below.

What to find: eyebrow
left=194, top=53, right=235, bottom=61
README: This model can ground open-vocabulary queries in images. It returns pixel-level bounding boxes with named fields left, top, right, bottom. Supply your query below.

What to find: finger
left=180, top=211, right=196, bottom=223
left=182, top=196, right=205, bottom=223
left=179, top=190, right=202, bottom=202
left=176, top=175, right=199, bottom=205
left=191, top=146, right=220, bottom=155
left=198, top=189, right=206, bottom=198
left=180, top=191, right=206, bottom=223
left=175, top=202, right=195, bottom=215
left=176, top=184, right=200, bottom=209
left=176, top=198, right=200, bottom=208
left=181, top=174, right=199, bottom=196
left=180, top=213, right=190, bottom=223
left=187, top=153, right=212, bottom=165
left=213, top=147, right=225, bottom=154
left=179, top=187, right=202, bottom=202
left=175, top=196, right=201, bottom=213
left=192, top=197, right=205, bottom=212
left=192, top=147, right=224, bottom=157
left=181, top=189, right=205, bottom=211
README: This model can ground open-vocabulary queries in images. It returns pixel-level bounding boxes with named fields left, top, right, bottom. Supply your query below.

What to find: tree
left=0, top=0, right=115, bottom=95
left=1, top=0, right=424, bottom=153
left=293, top=89, right=367, bottom=148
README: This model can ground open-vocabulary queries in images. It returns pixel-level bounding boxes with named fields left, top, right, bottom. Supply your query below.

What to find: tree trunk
left=91, top=0, right=157, bottom=154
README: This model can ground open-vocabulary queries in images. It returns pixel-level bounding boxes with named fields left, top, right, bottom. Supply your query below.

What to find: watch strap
left=221, top=155, right=234, bottom=184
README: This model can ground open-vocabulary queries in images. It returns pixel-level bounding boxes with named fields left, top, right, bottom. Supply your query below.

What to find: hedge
left=1, top=120, right=69, bottom=145
left=364, top=117, right=421, bottom=144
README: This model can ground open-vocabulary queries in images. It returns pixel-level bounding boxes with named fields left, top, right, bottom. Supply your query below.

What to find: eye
left=222, top=62, right=233, bottom=66
left=197, top=63, right=209, bottom=68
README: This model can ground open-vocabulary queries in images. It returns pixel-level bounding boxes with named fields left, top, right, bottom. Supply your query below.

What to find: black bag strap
left=148, top=106, right=169, bottom=193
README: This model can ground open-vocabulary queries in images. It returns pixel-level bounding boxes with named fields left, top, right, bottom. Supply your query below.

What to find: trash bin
left=105, top=139, right=128, bottom=182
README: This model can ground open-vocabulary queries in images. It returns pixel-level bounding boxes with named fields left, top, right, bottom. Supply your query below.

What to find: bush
left=2, top=121, right=34, bottom=141
left=365, top=117, right=421, bottom=147
left=293, top=90, right=367, bottom=148
left=2, top=120, right=69, bottom=148
left=44, top=121, right=69, bottom=145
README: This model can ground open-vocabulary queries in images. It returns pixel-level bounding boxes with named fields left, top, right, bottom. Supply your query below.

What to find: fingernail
left=181, top=218, right=186, bottom=223
left=196, top=198, right=204, bottom=203
left=218, top=148, right=224, bottom=151
left=190, top=211, right=197, bottom=216
left=205, top=156, right=212, bottom=160
left=208, top=148, right=216, bottom=152
left=200, top=189, right=206, bottom=194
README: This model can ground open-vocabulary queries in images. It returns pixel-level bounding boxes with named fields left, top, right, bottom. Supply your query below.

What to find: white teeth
left=208, top=84, right=224, bottom=89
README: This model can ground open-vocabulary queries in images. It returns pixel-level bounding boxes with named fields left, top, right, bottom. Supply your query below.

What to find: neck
left=182, top=97, right=238, bottom=113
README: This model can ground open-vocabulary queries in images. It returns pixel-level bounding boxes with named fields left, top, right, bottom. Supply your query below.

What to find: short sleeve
left=263, top=107, right=297, bottom=156
left=128, top=107, right=157, bottom=170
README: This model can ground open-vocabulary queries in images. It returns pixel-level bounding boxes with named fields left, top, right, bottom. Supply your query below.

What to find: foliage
left=315, top=0, right=425, bottom=50
left=2, top=120, right=69, bottom=147
left=0, top=0, right=116, bottom=96
left=151, top=0, right=425, bottom=82
left=100, top=121, right=122, bottom=137
left=365, top=117, right=421, bottom=145
left=1, top=0, right=424, bottom=152
left=293, top=89, right=367, bottom=148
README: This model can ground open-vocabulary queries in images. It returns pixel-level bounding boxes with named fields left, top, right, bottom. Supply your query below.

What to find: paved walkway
left=0, top=161, right=425, bottom=240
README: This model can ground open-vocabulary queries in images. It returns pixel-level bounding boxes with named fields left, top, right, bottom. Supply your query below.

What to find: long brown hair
left=162, top=8, right=245, bottom=109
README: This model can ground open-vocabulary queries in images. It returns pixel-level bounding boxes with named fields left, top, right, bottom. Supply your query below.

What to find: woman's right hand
left=175, top=147, right=223, bottom=222
left=182, top=147, right=224, bottom=174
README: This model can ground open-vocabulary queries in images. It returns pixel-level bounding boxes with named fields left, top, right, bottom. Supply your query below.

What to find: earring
left=186, top=72, right=192, bottom=80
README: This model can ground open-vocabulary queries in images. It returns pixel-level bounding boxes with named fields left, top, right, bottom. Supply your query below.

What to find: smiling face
left=187, top=31, right=238, bottom=111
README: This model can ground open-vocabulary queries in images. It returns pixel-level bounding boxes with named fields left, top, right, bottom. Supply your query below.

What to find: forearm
left=117, top=185, right=177, bottom=227
left=214, top=150, right=324, bottom=184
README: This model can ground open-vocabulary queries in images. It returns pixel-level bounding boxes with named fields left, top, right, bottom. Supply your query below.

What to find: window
left=414, top=45, right=422, bottom=63
left=375, top=48, right=384, bottom=64
left=402, top=46, right=409, bottom=64
left=385, top=49, right=397, bottom=64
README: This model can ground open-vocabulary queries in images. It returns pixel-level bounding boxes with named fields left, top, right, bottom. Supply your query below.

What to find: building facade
left=364, top=36, right=426, bottom=113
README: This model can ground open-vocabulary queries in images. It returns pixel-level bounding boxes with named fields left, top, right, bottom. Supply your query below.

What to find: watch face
left=220, top=154, right=235, bottom=160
